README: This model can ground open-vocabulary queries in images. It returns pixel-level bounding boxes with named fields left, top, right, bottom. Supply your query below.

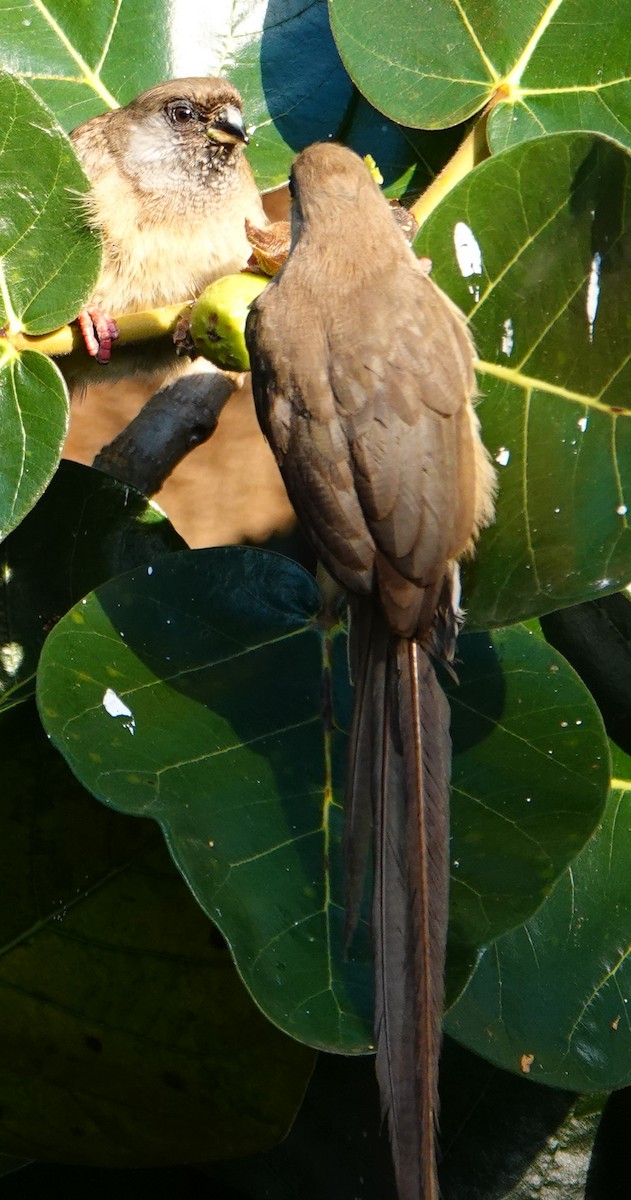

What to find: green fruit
left=190, top=273, right=269, bottom=371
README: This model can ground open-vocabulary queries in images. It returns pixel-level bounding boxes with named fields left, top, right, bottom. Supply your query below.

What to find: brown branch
left=92, top=364, right=243, bottom=496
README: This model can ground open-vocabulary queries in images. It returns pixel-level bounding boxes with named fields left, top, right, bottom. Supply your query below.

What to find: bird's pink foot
left=77, top=306, right=119, bottom=365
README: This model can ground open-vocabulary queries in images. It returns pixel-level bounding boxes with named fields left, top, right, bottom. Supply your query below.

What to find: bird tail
left=345, top=600, right=451, bottom=1200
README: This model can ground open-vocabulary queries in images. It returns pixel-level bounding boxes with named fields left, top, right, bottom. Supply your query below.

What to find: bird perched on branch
left=246, top=142, right=496, bottom=1200
left=65, top=76, right=266, bottom=386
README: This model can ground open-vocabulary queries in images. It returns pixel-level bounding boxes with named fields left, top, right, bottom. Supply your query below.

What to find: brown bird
left=66, top=77, right=266, bottom=384
left=246, top=143, right=496, bottom=1200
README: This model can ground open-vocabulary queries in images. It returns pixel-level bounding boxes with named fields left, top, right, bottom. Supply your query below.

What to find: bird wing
left=329, top=265, right=478, bottom=584
left=247, top=261, right=479, bottom=638
left=247, top=300, right=376, bottom=596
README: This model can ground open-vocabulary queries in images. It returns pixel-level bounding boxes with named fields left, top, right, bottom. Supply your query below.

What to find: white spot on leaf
left=586, top=252, right=602, bottom=342
left=102, top=688, right=136, bottom=734
left=453, top=221, right=482, bottom=299
left=501, top=318, right=514, bottom=356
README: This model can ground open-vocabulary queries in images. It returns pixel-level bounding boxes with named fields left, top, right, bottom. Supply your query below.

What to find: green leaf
left=0, top=73, right=100, bottom=538
left=328, top=0, right=496, bottom=129
left=488, top=2, right=631, bottom=157
left=38, top=547, right=372, bottom=1053
left=416, top=132, right=631, bottom=628
left=227, top=0, right=354, bottom=190
left=445, top=628, right=609, bottom=968
left=1, top=0, right=354, bottom=191
left=0, top=350, right=68, bottom=541
left=0, top=701, right=313, bottom=1167
left=328, top=0, right=631, bottom=157
left=36, top=548, right=609, bottom=1050
left=0, top=460, right=185, bottom=711
left=446, top=742, right=631, bottom=1092
left=0, top=72, right=100, bottom=333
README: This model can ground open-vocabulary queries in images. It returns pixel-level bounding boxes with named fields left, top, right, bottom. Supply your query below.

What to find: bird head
left=287, top=142, right=400, bottom=274
left=114, top=77, right=251, bottom=201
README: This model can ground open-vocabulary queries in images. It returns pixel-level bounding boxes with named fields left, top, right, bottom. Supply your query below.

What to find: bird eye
left=168, top=102, right=194, bottom=125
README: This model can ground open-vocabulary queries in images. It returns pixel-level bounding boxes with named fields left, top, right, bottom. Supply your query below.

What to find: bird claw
left=77, top=306, right=119, bottom=365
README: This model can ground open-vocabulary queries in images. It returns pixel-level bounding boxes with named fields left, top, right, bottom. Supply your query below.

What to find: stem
left=2, top=302, right=190, bottom=358
left=410, top=110, right=490, bottom=228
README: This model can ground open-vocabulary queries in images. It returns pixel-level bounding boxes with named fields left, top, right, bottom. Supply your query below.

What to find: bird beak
left=207, top=105, right=249, bottom=146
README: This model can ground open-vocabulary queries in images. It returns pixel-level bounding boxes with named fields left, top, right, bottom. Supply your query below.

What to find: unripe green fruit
left=189, top=273, right=269, bottom=371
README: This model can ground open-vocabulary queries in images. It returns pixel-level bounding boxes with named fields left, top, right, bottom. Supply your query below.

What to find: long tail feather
left=349, top=604, right=451, bottom=1200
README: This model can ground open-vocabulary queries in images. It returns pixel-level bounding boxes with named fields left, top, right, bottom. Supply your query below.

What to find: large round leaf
left=488, top=1, right=631, bottom=157
left=447, top=744, right=631, bottom=1092
left=0, top=73, right=100, bottom=538
left=416, top=132, right=631, bottom=627
left=445, top=628, right=608, bottom=966
left=1, top=0, right=354, bottom=190
left=39, top=547, right=372, bottom=1052
left=36, top=548, right=608, bottom=1050
left=0, top=460, right=185, bottom=712
left=329, top=0, right=631, bottom=156
left=0, top=73, right=100, bottom=334
left=0, top=702, right=313, bottom=1167
left=0, top=351, right=67, bottom=542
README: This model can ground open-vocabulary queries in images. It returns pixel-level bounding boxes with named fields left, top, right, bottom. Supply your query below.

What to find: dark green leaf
left=0, top=460, right=185, bottom=711
left=447, top=742, right=631, bottom=1092
left=36, top=549, right=609, bottom=1050
left=541, top=592, right=631, bottom=753
left=0, top=701, right=312, bottom=1167
left=228, top=0, right=354, bottom=189
left=488, top=3, right=631, bottom=158
left=329, top=0, right=631, bottom=158
left=417, top=132, right=631, bottom=627
left=38, top=547, right=373, bottom=1053
left=446, top=628, right=609, bottom=966
left=208, top=1053, right=396, bottom=1200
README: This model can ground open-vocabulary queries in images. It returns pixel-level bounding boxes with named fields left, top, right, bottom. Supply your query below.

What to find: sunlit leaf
left=0, top=73, right=100, bottom=538
left=0, top=350, right=67, bottom=541
left=416, top=132, right=631, bottom=627
left=328, top=0, right=631, bottom=158
left=0, top=72, right=100, bottom=334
